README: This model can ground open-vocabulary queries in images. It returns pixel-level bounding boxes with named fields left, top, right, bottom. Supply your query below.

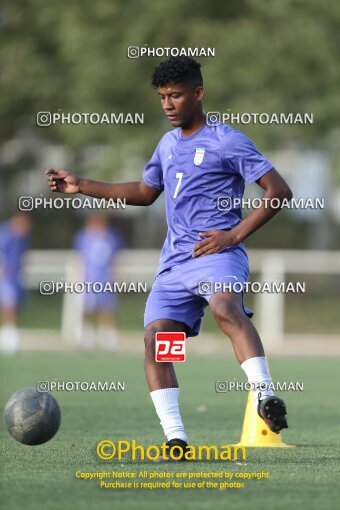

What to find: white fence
left=20, top=249, right=340, bottom=350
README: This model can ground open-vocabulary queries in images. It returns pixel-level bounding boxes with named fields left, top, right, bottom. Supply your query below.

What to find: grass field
left=0, top=352, right=339, bottom=510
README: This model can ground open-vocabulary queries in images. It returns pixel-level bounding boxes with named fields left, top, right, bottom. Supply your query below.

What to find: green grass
left=0, top=353, right=339, bottom=510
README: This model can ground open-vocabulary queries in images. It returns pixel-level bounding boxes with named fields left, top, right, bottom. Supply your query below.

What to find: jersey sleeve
left=221, top=130, right=273, bottom=184
left=142, top=141, right=164, bottom=191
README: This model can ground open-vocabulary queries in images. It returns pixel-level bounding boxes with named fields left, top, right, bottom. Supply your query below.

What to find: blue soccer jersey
left=73, top=227, right=123, bottom=283
left=142, top=123, right=273, bottom=275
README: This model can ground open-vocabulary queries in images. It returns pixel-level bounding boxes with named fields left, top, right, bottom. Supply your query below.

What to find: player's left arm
left=193, top=167, right=292, bottom=257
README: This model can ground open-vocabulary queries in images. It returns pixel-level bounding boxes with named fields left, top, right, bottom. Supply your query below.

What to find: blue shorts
left=84, top=292, right=118, bottom=314
left=0, top=280, right=25, bottom=309
left=144, top=248, right=253, bottom=338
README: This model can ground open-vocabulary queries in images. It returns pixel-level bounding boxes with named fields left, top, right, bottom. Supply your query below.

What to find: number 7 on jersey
left=173, top=172, right=183, bottom=199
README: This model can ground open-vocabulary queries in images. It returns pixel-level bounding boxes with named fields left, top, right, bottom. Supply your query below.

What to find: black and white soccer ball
left=4, top=387, right=61, bottom=445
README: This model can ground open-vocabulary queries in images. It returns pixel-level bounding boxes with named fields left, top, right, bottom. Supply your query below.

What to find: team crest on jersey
left=194, top=147, right=205, bottom=166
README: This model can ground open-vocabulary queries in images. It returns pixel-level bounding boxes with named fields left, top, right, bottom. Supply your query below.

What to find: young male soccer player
left=46, top=56, right=292, bottom=459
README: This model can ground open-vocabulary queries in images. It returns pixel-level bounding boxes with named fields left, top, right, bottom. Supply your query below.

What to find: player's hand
left=45, top=169, right=81, bottom=194
left=193, top=230, right=236, bottom=257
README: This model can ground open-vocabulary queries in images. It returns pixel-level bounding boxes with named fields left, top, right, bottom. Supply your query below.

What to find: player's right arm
left=45, top=169, right=161, bottom=206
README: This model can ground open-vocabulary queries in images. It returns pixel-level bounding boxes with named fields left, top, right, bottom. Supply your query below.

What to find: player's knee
left=144, top=321, right=167, bottom=359
left=211, top=296, right=244, bottom=329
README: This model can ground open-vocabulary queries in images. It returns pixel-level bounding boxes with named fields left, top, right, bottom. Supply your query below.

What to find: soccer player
left=0, top=213, right=32, bottom=354
left=46, top=56, right=292, bottom=459
left=73, top=213, right=123, bottom=351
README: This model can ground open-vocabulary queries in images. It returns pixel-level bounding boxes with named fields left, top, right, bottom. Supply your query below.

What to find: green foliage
left=1, top=0, right=340, bottom=247
left=1, top=0, right=340, bottom=148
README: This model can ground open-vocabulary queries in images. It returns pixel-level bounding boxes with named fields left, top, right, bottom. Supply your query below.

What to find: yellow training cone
left=235, top=392, right=295, bottom=447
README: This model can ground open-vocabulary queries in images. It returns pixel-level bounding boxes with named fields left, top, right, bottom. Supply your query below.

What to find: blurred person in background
left=73, top=213, right=123, bottom=351
left=0, top=212, right=32, bottom=354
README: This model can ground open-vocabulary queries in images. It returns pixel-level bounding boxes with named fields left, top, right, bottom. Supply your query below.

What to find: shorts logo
left=194, top=147, right=205, bottom=166
left=155, top=332, right=186, bottom=362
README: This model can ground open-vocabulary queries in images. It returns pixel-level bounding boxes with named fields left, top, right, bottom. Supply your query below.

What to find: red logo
left=155, top=332, right=186, bottom=362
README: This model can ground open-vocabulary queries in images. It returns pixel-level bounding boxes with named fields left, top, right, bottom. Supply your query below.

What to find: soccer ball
left=4, top=387, right=61, bottom=445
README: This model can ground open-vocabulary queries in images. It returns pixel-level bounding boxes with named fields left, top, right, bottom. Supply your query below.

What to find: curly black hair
left=151, top=56, right=203, bottom=89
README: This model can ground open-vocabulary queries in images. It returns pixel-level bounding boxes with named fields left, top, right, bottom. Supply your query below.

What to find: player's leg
left=144, top=318, right=189, bottom=391
left=97, top=310, right=118, bottom=351
left=78, top=289, right=100, bottom=351
left=0, top=306, right=20, bottom=354
left=1, top=306, right=16, bottom=323
left=0, top=281, right=21, bottom=354
left=210, top=291, right=264, bottom=363
left=96, top=291, right=118, bottom=351
left=144, top=318, right=189, bottom=447
left=80, top=310, right=97, bottom=351
left=209, top=291, right=288, bottom=432
left=144, top=266, right=206, bottom=457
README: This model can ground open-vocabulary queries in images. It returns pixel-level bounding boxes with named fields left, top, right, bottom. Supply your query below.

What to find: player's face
left=157, top=82, right=204, bottom=128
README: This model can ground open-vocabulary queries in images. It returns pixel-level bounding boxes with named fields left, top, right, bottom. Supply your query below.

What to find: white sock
left=0, top=324, right=20, bottom=354
left=241, top=356, right=275, bottom=406
left=150, top=388, right=188, bottom=443
left=80, top=322, right=97, bottom=351
left=97, top=327, right=118, bottom=351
